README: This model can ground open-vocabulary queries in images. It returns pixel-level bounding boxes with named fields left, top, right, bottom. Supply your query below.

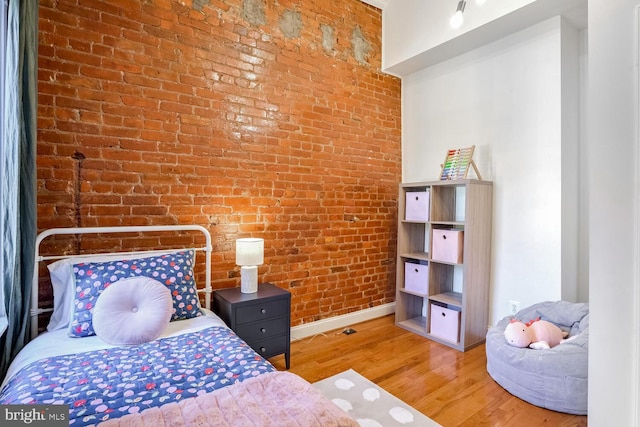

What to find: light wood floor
left=269, top=314, right=587, bottom=427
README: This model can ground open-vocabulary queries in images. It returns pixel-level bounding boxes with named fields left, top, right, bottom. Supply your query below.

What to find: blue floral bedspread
left=0, top=326, right=275, bottom=426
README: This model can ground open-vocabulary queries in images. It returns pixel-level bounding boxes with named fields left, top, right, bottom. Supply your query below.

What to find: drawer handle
left=261, top=328, right=266, bottom=333
left=261, top=308, right=267, bottom=314
left=260, top=347, right=266, bottom=353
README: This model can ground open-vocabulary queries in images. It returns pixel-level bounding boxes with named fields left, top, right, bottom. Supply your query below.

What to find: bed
left=0, top=226, right=357, bottom=426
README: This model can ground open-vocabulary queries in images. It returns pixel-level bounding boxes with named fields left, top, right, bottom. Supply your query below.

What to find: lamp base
left=240, top=266, right=258, bottom=293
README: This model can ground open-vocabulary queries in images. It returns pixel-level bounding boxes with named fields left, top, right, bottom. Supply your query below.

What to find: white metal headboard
left=31, top=225, right=213, bottom=339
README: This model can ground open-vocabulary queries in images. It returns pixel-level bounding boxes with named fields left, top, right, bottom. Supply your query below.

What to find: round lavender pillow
left=92, top=277, right=172, bottom=345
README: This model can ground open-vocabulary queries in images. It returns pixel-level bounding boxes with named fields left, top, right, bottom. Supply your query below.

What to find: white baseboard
left=290, top=302, right=395, bottom=341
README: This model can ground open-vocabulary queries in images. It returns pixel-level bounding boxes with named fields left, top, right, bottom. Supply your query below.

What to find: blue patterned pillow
left=69, top=250, right=202, bottom=338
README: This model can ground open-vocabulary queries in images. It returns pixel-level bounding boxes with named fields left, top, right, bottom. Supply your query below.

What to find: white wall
left=587, top=0, right=640, bottom=424
left=577, top=28, right=589, bottom=303
left=560, top=18, right=581, bottom=302
left=401, top=17, right=582, bottom=325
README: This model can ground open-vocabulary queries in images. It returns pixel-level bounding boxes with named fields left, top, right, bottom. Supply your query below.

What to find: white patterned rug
left=313, top=369, right=441, bottom=427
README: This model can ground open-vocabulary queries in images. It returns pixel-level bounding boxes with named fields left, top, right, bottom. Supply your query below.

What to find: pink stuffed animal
left=504, top=317, right=568, bottom=349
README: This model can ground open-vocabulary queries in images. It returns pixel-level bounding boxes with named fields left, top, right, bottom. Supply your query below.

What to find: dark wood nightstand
left=212, top=283, right=291, bottom=369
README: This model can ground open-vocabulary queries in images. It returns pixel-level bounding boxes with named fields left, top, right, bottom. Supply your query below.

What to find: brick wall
left=37, top=0, right=401, bottom=325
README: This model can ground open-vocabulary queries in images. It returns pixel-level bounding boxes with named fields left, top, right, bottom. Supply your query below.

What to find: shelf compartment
left=396, top=316, right=427, bottom=335
left=404, top=189, right=430, bottom=222
left=399, top=252, right=429, bottom=262
left=398, top=222, right=429, bottom=255
left=395, top=291, right=427, bottom=334
left=430, top=220, right=464, bottom=227
left=431, top=227, right=464, bottom=264
left=399, top=185, right=429, bottom=224
left=429, top=302, right=461, bottom=344
left=399, top=288, right=428, bottom=297
left=403, top=260, right=429, bottom=294
left=428, top=262, right=456, bottom=295
left=429, top=291, right=462, bottom=309
left=430, top=185, right=465, bottom=223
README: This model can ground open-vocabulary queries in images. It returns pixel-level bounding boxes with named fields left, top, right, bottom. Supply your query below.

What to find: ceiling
left=361, top=0, right=389, bottom=10
left=360, top=0, right=586, bottom=29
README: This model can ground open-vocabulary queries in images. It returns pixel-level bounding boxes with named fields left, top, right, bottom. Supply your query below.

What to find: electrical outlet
left=509, top=300, right=520, bottom=316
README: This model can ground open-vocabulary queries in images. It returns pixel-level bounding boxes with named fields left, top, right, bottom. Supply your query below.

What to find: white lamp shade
left=236, top=238, right=264, bottom=266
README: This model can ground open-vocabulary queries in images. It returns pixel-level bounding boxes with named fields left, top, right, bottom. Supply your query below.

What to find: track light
left=450, top=0, right=466, bottom=29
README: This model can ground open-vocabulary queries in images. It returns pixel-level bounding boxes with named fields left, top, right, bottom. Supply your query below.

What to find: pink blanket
left=98, top=371, right=358, bottom=427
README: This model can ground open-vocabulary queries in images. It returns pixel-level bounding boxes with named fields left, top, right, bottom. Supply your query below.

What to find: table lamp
left=235, top=238, right=264, bottom=293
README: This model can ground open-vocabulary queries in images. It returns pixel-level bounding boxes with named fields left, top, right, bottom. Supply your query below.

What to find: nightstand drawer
left=235, top=299, right=289, bottom=325
left=236, top=316, right=289, bottom=342
left=249, top=334, right=289, bottom=359
left=212, top=283, right=291, bottom=369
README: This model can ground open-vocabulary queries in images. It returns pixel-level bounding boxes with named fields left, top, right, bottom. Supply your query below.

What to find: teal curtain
left=1, top=0, right=38, bottom=380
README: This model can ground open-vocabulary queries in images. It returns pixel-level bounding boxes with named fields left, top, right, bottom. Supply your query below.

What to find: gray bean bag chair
left=486, top=301, right=589, bottom=415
